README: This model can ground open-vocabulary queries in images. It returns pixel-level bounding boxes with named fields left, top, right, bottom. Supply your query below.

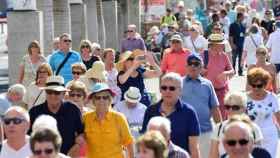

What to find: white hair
left=147, top=116, right=171, bottom=135
left=223, top=121, right=254, bottom=142
left=32, top=115, right=58, bottom=132
left=8, top=84, right=26, bottom=96
left=4, top=106, right=30, bottom=122
left=161, top=72, right=183, bottom=89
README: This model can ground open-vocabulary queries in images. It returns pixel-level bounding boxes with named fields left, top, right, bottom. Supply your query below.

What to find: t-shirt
left=243, top=34, right=264, bottom=65
left=0, top=137, right=32, bottom=158
left=23, top=82, right=46, bottom=109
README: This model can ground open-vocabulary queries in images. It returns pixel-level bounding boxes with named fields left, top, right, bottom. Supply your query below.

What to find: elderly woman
left=141, top=72, right=200, bottom=158
left=209, top=91, right=263, bottom=158
left=246, top=47, right=277, bottom=93
left=23, top=63, right=53, bottom=109
left=83, top=82, right=134, bottom=158
left=184, top=24, right=208, bottom=54
left=79, top=40, right=99, bottom=70
left=66, top=62, right=87, bottom=88
left=204, top=34, right=235, bottom=120
left=136, top=131, right=168, bottom=158
left=18, top=40, right=46, bottom=87
left=117, top=49, right=161, bottom=106
left=246, top=67, right=280, bottom=158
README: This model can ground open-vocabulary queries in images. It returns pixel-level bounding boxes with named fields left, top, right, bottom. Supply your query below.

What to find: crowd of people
left=0, top=0, right=280, bottom=158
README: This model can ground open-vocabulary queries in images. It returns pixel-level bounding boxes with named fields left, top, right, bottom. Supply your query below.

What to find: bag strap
left=32, top=90, right=43, bottom=106
left=191, top=38, right=199, bottom=53
left=203, top=50, right=209, bottom=69
left=55, top=52, right=72, bottom=75
left=249, top=34, right=258, bottom=48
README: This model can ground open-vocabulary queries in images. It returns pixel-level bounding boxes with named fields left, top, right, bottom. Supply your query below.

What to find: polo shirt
left=181, top=75, right=219, bottom=133
left=141, top=99, right=200, bottom=151
left=49, top=50, right=82, bottom=84
left=160, top=48, right=191, bottom=76
left=120, top=37, right=146, bottom=53
left=229, top=21, right=246, bottom=48
left=29, top=101, right=84, bottom=154
left=266, top=29, right=280, bottom=64
left=0, top=137, right=32, bottom=158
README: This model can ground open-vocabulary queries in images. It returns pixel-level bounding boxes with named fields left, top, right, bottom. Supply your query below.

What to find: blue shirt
left=0, top=93, right=11, bottom=116
left=181, top=75, right=219, bottom=133
left=49, top=50, right=82, bottom=83
left=141, top=99, right=200, bottom=151
left=229, top=21, right=246, bottom=48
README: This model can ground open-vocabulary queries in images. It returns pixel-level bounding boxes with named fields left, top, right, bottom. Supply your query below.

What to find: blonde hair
left=79, top=39, right=92, bottom=52
left=28, top=40, right=41, bottom=55
left=224, top=91, right=247, bottom=107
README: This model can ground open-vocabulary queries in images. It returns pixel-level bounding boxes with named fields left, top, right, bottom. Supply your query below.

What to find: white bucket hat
left=124, top=87, right=141, bottom=103
left=43, top=76, right=68, bottom=92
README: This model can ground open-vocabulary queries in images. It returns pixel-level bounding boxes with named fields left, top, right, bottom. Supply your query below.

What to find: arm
left=17, top=64, right=24, bottom=83
left=211, top=106, right=222, bottom=124
left=143, top=51, right=162, bottom=78
left=126, top=143, right=134, bottom=158
left=208, top=140, right=220, bottom=158
left=274, top=112, right=280, bottom=128
left=188, top=136, right=201, bottom=158
left=245, top=65, right=254, bottom=91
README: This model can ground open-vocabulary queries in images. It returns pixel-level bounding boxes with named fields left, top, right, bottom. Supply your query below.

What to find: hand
left=145, top=51, right=157, bottom=66
left=132, top=58, right=142, bottom=69
left=75, top=134, right=86, bottom=146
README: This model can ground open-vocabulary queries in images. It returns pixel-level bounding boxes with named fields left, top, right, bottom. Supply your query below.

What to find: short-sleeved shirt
left=183, top=35, right=208, bottom=54
left=23, top=82, right=46, bottom=109
left=83, top=110, right=134, bottom=158
left=0, top=137, right=32, bottom=158
left=205, top=52, right=233, bottom=89
left=266, top=29, right=280, bottom=64
left=243, top=34, right=264, bottom=65
left=229, top=22, right=246, bottom=48
left=160, top=48, right=191, bottom=76
left=49, top=50, right=82, bottom=83
left=29, top=101, right=84, bottom=154
left=121, top=37, right=146, bottom=53
left=0, top=93, right=11, bottom=117
left=141, top=99, right=200, bottom=151
left=181, top=75, right=219, bottom=133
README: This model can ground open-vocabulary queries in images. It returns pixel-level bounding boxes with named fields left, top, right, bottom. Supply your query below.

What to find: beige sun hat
left=43, top=76, right=68, bottom=91
left=208, top=33, right=226, bottom=45
left=148, top=26, right=160, bottom=35
left=124, top=87, right=141, bottom=103
left=85, top=61, right=107, bottom=81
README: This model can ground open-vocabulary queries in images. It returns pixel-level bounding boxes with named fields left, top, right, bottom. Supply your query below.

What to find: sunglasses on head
left=72, top=71, right=83, bottom=75
left=46, top=90, right=61, bottom=95
left=34, top=148, right=54, bottom=155
left=225, top=139, right=249, bottom=147
left=63, top=39, right=72, bottom=43
left=69, top=93, right=83, bottom=98
left=3, top=117, right=25, bottom=125
left=224, top=105, right=241, bottom=111
left=94, top=95, right=110, bottom=100
left=188, top=61, right=201, bottom=68
left=250, top=83, right=263, bottom=89
left=160, top=86, right=177, bottom=91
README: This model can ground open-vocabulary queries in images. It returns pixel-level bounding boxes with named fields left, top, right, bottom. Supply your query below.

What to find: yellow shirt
left=83, top=110, right=134, bottom=158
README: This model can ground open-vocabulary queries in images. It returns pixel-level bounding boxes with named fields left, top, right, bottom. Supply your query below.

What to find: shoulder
left=29, top=103, right=45, bottom=113
left=146, top=102, right=161, bottom=113
left=69, top=51, right=81, bottom=57
left=62, top=101, right=81, bottom=113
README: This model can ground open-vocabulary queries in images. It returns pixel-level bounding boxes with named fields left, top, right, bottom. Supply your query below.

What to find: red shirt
left=160, top=48, right=191, bottom=76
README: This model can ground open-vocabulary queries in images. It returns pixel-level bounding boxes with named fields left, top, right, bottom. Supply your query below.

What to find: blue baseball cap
left=187, top=54, right=203, bottom=64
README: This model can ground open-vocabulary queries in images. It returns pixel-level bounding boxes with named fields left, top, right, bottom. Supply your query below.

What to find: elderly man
left=222, top=121, right=255, bottom=158
left=161, top=34, right=191, bottom=76
left=0, top=84, right=26, bottom=116
left=0, top=106, right=32, bottom=158
left=147, top=116, right=190, bottom=158
left=49, top=33, right=82, bottom=83
left=120, top=24, right=146, bottom=53
left=29, top=76, right=84, bottom=154
left=142, top=72, right=200, bottom=158
left=114, top=87, right=147, bottom=138
left=182, top=54, right=222, bottom=158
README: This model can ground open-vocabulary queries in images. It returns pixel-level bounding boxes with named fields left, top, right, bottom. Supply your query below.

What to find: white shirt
left=266, top=29, right=280, bottom=64
left=113, top=101, right=146, bottom=138
left=243, top=33, right=264, bottom=65
left=23, top=82, right=46, bottom=109
left=183, top=35, right=208, bottom=54
left=220, top=17, right=231, bottom=39
left=0, top=137, right=32, bottom=158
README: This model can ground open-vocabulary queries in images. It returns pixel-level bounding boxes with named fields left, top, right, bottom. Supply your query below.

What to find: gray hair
left=224, top=91, right=247, bottom=107
left=147, top=116, right=171, bottom=135
left=32, top=115, right=58, bottom=132
left=161, top=72, right=183, bottom=89
left=8, top=84, right=26, bottom=96
left=223, top=121, right=254, bottom=142
left=4, top=106, right=30, bottom=122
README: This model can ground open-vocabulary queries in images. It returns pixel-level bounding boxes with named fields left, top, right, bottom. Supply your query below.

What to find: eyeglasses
left=34, top=148, right=54, bottom=155
left=38, top=70, right=48, bottom=74
left=188, top=61, right=201, bottom=68
left=94, top=95, right=110, bottom=100
left=171, top=40, right=181, bottom=44
left=225, top=139, right=249, bottom=147
left=63, top=39, right=72, bottom=43
left=3, top=117, right=25, bottom=125
left=250, top=83, right=263, bottom=89
left=69, top=93, right=83, bottom=98
left=72, top=71, right=83, bottom=75
left=127, top=57, right=134, bottom=61
left=160, top=86, right=177, bottom=91
left=81, top=45, right=90, bottom=49
left=224, top=105, right=242, bottom=111
left=127, top=30, right=134, bottom=33
left=46, top=90, right=61, bottom=95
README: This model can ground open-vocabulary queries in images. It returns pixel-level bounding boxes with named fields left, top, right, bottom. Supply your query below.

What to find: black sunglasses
left=3, top=117, right=25, bottom=125
left=188, top=61, right=201, bottom=68
left=250, top=83, right=263, bottom=89
left=160, top=86, right=177, bottom=91
left=63, top=39, right=72, bottom=43
left=225, top=139, right=249, bottom=146
left=72, top=71, right=83, bottom=75
left=127, top=57, right=134, bottom=61
left=45, top=90, right=61, bottom=95
left=127, top=30, right=134, bottom=33
left=94, top=95, right=110, bottom=100
left=34, top=148, right=54, bottom=155
left=81, top=45, right=90, bottom=49
left=69, top=93, right=83, bottom=98
left=224, top=105, right=241, bottom=111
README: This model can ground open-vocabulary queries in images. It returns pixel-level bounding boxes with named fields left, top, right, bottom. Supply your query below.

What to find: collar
left=92, top=109, right=113, bottom=121
left=185, top=75, right=203, bottom=82
left=170, top=48, right=184, bottom=53
left=158, top=99, right=183, bottom=114
left=224, top=154, right=254, bottom=158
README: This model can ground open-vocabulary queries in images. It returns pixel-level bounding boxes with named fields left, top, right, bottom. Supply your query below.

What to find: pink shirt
left=160, top=48, right=191, bottom=76
left=205, top=51, right=233, bottom=89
